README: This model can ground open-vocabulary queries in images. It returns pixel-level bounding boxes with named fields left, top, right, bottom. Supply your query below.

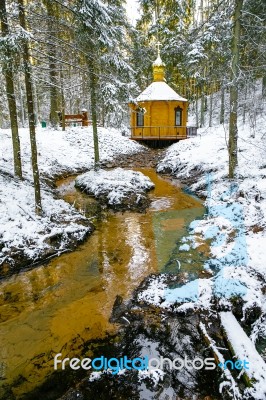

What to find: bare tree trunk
left=209, top=89, right=213, bottom=127
left=18, top=0, right=42, bottom=214
left=200, top=0, right=204, bottom=22
left=195, top=87, right=199, bottom=127
left=18, top=75, right=26, bottom=127
left=88, top=62, right=100, bottom=170
left=0, top=0, right=23, bottom=179
left=60, top=67, right=66, bottom=131
left=220, top=85, right=225, bottom=124
left=250, top=83, right=256, bottom=138
left=45, top=1, right=60, bottom=128
left=242, top=83, right=247, bottom=124
left=33, top=81, right=40, bottom=125
left=200, top=92, right=205, bottom=127
left=228, top=0, right=243, bottom=179
left=262, top=76, right=266, bottom=98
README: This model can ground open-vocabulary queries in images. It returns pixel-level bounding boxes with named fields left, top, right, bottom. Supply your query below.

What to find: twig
left=18, top=205, right=38, bottom=222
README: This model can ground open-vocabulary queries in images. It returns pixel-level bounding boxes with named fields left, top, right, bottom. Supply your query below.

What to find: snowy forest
left=1, top=0, right=265, bottom=183
left=0, top=0, right=265, bottom=190
left=1, top=0, right=266, bottom=400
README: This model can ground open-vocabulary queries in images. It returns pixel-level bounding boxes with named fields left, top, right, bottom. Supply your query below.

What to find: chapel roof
left=136, top=81, right=187, bottom=102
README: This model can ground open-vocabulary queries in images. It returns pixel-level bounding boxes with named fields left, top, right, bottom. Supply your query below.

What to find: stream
left=0, top=168, right=205, bottom=400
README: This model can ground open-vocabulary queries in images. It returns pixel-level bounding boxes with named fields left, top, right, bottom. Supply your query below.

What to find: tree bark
left=18, top=74, right=26, bottom=127
left=88, top=61, right=100, bottom=170
left=0, top=0, right=23, bottom=179
left=45, top=1, right=60, bottom=128
left=242, top=83, right=247, bottom=124
left=220, top=84, right=225, bottom=124
left=60, top=67, right=66, bottom=131
left=262, top=76, right=266, bottom=98
left=195, top=87, right=199, bottom=127
left=200, top=92, right=205, bottom=127
left=209, top=89, right=213, bottom=127
left=228, top=0, right=243, bottom=179
left=18, top=0, right=42, bottom=214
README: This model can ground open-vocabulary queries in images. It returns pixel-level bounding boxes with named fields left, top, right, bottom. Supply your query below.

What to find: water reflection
left=0, top=168, right=204, bottom=398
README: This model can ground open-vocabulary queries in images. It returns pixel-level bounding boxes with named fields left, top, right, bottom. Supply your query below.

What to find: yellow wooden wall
left=129, top=100, right=188, bottom=138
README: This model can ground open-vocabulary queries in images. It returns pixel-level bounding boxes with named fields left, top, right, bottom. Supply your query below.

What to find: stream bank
left=52, top=158, right=266, bottom=399
left=1, top=146, right=263, bottom=399
left=0, top=126, right=148, bottom=281
left=0, top=165, right=208, bottom=400
left=0, top=147, right=163, bottom=280
left=56, top=292, right=234, bottom=400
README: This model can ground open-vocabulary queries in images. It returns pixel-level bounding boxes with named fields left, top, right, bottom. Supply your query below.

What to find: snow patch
left=75, top=168, right=154, bottom=209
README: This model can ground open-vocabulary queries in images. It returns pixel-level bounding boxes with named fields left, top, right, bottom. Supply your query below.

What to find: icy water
left=0, top=168, right=205, bottom=399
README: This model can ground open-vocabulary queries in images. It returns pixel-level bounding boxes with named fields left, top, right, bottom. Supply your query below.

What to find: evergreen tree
left=241, top=0, right=266, bottom=97
left=74, top=0, right=133, bottom=168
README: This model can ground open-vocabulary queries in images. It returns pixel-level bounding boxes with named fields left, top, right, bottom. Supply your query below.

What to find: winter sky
left=126, top=0, right=140, bottom=25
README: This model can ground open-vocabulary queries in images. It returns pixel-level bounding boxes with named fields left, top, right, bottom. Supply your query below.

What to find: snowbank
left=0, top=126, right=145, bottom=274
left=75, top=168, right=155, bottom=211
left=0, top=126, right=145, bottom=179
left=157, top=117, right=266, bottom=287
left=137, top=274, right=213, bottom=312
left=0, top=173, right=92, bottom=276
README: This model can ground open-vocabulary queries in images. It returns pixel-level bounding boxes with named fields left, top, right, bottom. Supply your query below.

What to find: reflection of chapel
left=129, top=46, right=196, bottom=143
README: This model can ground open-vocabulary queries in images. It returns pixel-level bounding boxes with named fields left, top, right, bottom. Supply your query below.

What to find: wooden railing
left=186, top=126, right=198, bottom=137
left=130, top=126, right=197, bottom=140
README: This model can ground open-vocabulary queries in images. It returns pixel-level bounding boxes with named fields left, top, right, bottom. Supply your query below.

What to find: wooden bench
left=58, top=110, right=89, bottom=127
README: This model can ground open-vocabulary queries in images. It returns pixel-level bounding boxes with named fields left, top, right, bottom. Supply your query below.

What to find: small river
left=0, top=168, right=205, bottom=399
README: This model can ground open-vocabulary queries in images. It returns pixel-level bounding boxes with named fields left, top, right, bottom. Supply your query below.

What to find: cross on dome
left=156, top=42, right=162, bottom=58
left=152, top=41, right=165, bottom=81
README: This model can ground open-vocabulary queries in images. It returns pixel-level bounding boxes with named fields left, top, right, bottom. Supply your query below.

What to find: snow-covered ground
left=0, top=173, right=91, bottom=272
left=0, top=126, right=144, bottom=178
left=75, top=168, right=154, bottom=209
left=220, top=311, right=266, bottom=399
left=154, top=88, right=266, bottom=301
left=154, top=118, right=266, bottom=312
left=0, top=127, right=144, bottom=272
left=156, top=108, right=266, bottom=304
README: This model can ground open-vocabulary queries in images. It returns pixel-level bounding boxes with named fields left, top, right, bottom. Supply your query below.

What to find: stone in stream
left=75, top=168, right=155, bottom=212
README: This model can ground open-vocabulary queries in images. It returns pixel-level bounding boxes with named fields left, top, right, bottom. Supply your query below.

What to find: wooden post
left=81, top=110, right=89, bottom=126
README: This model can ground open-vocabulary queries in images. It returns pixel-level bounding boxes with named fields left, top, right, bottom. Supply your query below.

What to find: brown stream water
left=0, top=168, right=205, bottom=399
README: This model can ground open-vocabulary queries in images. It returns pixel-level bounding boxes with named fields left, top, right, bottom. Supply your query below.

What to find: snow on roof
left=152, top=55, right=165, bottom=67
left=135, top=81, right=187, bottom=102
